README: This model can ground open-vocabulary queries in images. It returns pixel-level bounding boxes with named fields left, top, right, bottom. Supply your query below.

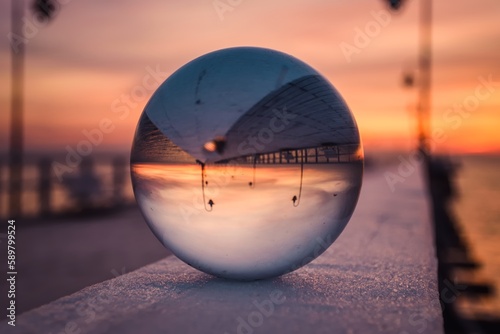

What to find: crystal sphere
left=131, top=47, right=363, bottom=280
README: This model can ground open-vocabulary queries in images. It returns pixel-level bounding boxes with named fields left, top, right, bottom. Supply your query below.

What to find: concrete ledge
left=10, top=166, right=443, bottom=334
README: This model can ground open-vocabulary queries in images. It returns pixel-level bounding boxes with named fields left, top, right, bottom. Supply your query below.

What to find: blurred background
left=0, top=0, right=499, bottom=333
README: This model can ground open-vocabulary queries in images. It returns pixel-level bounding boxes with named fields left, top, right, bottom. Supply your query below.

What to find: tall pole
left=9, top=0, right=25, bottom=216
left=418, top=0, right=432, bottom=153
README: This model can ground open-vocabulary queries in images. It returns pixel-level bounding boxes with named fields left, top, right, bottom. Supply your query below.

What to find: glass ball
left=131, top=47, right=363, bottom=280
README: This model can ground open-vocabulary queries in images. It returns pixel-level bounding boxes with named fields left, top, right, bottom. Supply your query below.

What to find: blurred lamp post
left=8, top=0, right=26, bottom=217
left=8, top=0, right=57, bottom=216
left=384, top=0, right=432, bottom=154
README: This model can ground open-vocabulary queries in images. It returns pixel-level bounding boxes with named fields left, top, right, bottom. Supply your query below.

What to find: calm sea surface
left=453, top=154, right=500, bottom=316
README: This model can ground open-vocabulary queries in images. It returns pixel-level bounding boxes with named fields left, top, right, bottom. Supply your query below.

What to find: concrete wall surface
left=7, top=165, right=443, bottom=334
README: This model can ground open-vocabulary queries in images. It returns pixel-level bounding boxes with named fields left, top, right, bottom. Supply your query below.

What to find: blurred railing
left=0, top=156, right=134, bottom=218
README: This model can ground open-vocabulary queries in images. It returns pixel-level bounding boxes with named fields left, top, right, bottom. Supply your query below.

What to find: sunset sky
left=0, top=0, right=499, bottom=156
